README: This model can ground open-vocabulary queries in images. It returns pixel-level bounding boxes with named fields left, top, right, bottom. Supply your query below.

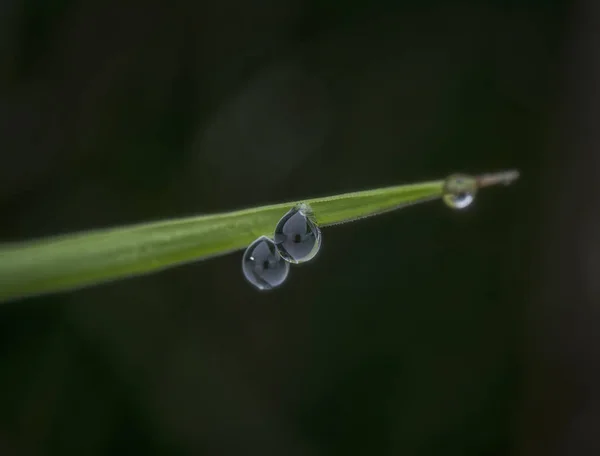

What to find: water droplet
left=242, top=236, right=290, bottom=290
left=274, top=203, right=322, bottom=264
left=443, top=174, right=478, bottom=210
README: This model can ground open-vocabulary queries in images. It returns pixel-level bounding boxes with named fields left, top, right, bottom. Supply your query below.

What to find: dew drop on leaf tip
left=442, top=174, right=478, bottom=210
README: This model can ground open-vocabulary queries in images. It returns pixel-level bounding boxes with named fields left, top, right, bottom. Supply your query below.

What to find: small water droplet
left=242, top=236, right=290, bottom=290
left=443, top=174, right=478, bottom=210
left=274, top=203, right=322, bottom=264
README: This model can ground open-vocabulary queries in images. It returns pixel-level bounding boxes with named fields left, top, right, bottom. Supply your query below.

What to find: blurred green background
left=2, top=0, right=595, bottom=454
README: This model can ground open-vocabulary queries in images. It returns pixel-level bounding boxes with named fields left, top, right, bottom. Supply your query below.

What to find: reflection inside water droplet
left=274, top=203, right=322, bottom=264
left=242, top=236, right=289, bottom=290
left=443, top=174, right=478, bottom=210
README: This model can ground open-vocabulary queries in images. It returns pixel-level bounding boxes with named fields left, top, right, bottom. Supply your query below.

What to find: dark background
left=1, top=0, right=598, bottom=454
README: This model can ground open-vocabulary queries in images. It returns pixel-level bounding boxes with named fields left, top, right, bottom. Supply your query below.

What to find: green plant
left=0, top=171, right=518, bottom=302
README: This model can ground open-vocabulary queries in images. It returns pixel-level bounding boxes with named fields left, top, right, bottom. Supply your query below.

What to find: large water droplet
left=242, top=236, right=290, bottom=290
left=443, top=174, right=478, bottom=210
left=274, top=203, right=322, bottom=264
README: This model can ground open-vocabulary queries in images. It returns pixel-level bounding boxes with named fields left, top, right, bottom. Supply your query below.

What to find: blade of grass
left=0, top=171, right=517, bottom=302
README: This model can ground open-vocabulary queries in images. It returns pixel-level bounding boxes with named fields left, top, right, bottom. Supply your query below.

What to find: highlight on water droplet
left=242, top=236, right=290, bottom=290
left=442, top=174, right=478, bottom=210
left=274, top=203, right=322, bottom=264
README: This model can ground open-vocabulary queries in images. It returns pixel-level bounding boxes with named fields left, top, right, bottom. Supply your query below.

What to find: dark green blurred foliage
left=0, top=0, right=577, bottom=455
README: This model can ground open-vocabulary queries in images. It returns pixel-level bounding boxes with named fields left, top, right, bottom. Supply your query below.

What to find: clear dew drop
left=443, top=174, right=478, bottom=210
left=274, top=203, right=322, bottom=264
left=242, top=236, right=290, bottom=290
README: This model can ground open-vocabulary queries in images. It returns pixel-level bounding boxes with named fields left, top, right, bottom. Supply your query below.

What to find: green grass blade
left=0, top=180, right=444, bottom=302
left=0, top=169, right=521, bottom=303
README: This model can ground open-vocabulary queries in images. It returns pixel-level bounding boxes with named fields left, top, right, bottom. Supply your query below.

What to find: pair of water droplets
left=242, top=203, right=321, bottom=290
left=242, top=174, right=479, bottom=290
